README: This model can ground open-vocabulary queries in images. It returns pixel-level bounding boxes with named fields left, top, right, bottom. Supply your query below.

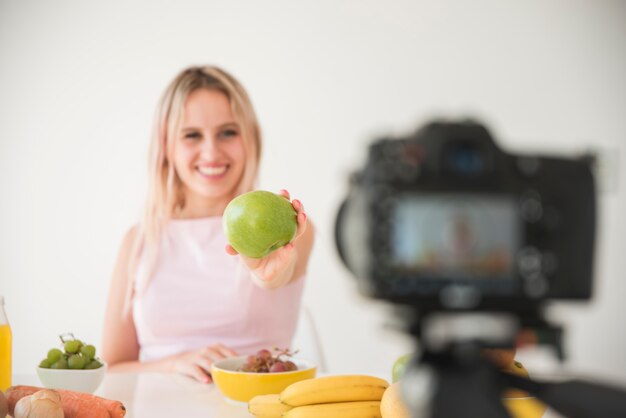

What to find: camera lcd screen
left=391, top=194, right=520, bottom=279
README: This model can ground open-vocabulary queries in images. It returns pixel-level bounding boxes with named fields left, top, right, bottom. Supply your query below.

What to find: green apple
left=392, top=353, right=413, bottom=382
left=223, top=190, right=297, bottom=258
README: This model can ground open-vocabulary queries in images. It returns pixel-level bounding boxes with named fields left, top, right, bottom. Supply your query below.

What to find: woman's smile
left=196, top=163, right=229, bottom=179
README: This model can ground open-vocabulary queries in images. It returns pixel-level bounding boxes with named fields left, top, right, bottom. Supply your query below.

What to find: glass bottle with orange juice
left=0, top=294, right=12, bottom=391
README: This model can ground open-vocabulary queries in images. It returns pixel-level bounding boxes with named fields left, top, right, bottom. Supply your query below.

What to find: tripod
left=399, top=312, right=626, bottom=418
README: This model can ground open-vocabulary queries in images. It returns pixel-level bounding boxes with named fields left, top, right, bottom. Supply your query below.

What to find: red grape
left=256, top=349, right=272, bottom=361
left=238, top=347, right=299, bottom=373
left=270, top=362, right=287, bottom=372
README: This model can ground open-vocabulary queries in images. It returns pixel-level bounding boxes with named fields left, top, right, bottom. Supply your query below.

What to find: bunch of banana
left=248, top=375, right=389, bottom=418
left=249, top=394, right=293, bottom=418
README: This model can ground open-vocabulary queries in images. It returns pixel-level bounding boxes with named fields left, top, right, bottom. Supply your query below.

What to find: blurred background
left=1, top=0, right=625, bottom=383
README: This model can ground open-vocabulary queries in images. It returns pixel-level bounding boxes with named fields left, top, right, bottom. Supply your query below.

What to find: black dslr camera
left=336, top=119, right=596, bottom=313
left=335, top=120, right=626, bottom=418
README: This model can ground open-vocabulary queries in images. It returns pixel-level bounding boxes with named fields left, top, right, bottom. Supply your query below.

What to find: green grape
left=51, top=358, right=69, bottom=369
left=85, top=359, right=103, bottom=369
left=64, top=340, right=81, bottom=354
left=43, top=335, right=100, bottom=370
left=47, top=348, right=63, bottom=363
left=68, top=354, right=86, bottom=369
left=80, top=344, right=96, bottom=360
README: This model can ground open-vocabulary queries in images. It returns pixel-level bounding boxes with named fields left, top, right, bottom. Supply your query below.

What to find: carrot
left=6, top=385, right=126, bottom=418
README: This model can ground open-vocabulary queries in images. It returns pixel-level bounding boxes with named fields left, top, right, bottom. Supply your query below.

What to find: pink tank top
left=132, top=217, right=305, bottom=361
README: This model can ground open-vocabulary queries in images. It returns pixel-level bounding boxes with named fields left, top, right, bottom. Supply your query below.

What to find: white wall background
left=1, top=0, right=625, bottom=384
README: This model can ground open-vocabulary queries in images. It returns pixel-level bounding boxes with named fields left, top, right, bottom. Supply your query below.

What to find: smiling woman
left=100, top=66, right=315, bottom=384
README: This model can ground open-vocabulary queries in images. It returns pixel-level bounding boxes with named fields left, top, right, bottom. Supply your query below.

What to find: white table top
left=14, top=372, right=252, bottom=418
left=13, top=372, right=564, bottom=418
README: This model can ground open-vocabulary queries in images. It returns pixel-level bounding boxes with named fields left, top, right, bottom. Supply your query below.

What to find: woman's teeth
left=197, top=166, right=227, bottom=176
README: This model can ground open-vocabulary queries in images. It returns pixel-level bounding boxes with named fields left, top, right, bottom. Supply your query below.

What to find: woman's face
left=172, top=88, right=246, bottom=215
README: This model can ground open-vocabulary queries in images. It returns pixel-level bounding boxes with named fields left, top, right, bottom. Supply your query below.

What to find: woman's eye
left=219, top=129, right=239, bottom=139
left=183, top=131, right=202, bottom=140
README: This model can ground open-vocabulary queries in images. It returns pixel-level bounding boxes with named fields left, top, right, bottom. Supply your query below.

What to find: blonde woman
left=101, top=66, right=314, bottom=383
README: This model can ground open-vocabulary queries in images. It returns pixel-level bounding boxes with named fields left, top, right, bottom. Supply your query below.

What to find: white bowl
left=36, top=362, right=107, bottom=394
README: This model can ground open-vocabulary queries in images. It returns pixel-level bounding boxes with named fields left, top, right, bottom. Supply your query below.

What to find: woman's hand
left=225, top=189, right=308, bottom=289
left=168, top=344, right=238, bottom=383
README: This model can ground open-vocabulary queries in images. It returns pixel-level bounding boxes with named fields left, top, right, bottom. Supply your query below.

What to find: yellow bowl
left=211, top=356, right=317, bottom=403
left=503, top=397, right=548, bottom=418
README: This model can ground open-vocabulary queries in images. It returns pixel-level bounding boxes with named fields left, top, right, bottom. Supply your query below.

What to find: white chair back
left=291, top=306, right=327, bottom=373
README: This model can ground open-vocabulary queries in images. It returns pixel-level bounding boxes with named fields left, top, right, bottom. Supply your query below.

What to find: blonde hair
left=125, top=66, right=262, bottom=309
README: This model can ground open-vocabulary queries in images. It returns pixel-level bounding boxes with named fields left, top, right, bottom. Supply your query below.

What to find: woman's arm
left=101, top=226, right=141, bottom=369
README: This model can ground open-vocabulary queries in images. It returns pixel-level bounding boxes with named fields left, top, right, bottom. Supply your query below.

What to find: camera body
left=335, top=120, right=596, bottom=313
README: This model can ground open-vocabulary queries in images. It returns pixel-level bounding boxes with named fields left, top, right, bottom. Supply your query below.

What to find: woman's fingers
left=211, top=344, right=238, bottom=358
left=174, top=355, right=212, bottom=383
left=193, top=356, right=214, bottom=383
left=189, top=364, right=212, bottom=383
left=294, top=212, right=307, bottom=240
left=276, top=190, right=307, bottom=242
left=292, top=197, right=307, bottom=240
left=225, top=244, right=239, bottom=256
left=191, top=345, right=238, bottom=383
left=279, top=189, right=290, bottom=200
left=171, top=344, right=238, bottom=384
left=200, top=345, right=237, bottom=364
